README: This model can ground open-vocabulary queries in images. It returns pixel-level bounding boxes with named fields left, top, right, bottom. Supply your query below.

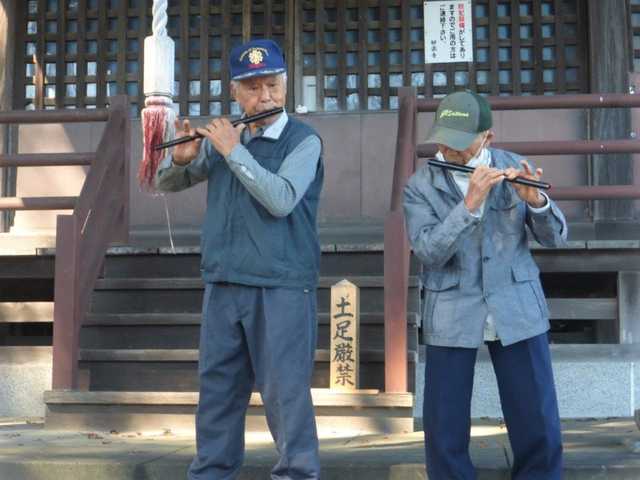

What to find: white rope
left=152, top=0, right=168, bottom=37
left=161, top=193, right=176, bottom=254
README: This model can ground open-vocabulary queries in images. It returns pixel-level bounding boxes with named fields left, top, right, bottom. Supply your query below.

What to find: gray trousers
left=188, top=283, right=320, bottom=480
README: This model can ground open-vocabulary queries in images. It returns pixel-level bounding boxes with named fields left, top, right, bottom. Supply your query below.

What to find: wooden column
left=0, top=0, right=16, bottom=232
left=587, top=0, right=633, bottom=221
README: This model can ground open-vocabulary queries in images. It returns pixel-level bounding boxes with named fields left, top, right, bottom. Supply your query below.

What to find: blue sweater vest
left=200, top=117, right=324, bottom=288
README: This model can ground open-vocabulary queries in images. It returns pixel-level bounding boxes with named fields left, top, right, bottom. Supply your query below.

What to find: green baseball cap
left=425, top=90, right=493, bottom=151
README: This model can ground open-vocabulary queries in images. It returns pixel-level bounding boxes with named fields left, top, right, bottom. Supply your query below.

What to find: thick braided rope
left=152, top=0, right=168, bottom=37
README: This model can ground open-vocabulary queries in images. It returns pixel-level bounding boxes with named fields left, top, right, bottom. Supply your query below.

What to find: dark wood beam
left=587, top=0, right=633, bottom=221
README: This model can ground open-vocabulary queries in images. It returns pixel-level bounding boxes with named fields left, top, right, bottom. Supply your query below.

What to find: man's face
left=437, top=131, right=492, bottom=165
left=231, top=74, right=286, bottom=127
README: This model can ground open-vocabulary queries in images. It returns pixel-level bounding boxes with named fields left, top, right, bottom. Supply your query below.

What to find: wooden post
left=52, top=214, right=81, bottom=389
left=242, top=0, right=251, bottom=43
left=330, top=279, right=360, bottom=391
left=587, top=0, right=633, bottom=221
left=618, top=271, right=640, bottom=344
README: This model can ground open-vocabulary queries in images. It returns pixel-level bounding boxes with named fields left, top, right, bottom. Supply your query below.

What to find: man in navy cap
left=155, top=39, right=323, bottom=480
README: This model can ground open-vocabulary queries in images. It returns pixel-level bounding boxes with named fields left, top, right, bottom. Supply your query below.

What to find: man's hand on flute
left=504, top=160, right=547, bottom=208
left=172, top=118, right=203, bottom=165
left=196, top=118, right=246, bottom=159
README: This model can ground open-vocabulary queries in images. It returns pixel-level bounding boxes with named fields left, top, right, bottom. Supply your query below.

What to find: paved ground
left=0, top=418, right=639, bottom=479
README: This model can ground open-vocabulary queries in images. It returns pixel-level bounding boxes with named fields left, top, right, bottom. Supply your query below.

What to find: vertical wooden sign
left=330, top=279, right=360, bottom=391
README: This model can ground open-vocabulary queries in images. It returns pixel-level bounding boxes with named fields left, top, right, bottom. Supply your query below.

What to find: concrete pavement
left=0, top=418, right=639, bottom=479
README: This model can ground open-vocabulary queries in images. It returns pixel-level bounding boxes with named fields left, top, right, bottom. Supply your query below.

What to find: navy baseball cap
left=230, top=39, right=286, bottom=80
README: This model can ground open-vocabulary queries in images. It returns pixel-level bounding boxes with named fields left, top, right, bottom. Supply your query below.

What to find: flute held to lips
left=153, top=106, right=285, bottom=151
left=427, top=158, right=551, bottom=190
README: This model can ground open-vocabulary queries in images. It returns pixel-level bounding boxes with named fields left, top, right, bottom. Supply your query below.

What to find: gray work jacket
left=403, top=148, right=568, bottom=347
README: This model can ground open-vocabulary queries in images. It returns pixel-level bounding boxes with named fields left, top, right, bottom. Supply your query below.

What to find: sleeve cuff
left=225, top=143, right=248, bottom=164
left=225, top=144, right=256, bottom=181
left=459, top=201, right=482, bottom=225
left=169, top=157, right=188, bottom=170
left=528, top=192, right=551, bottom=213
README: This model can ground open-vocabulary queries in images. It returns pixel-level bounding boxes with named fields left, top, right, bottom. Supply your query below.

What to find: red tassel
left=139, top=97, right=174, bottom=190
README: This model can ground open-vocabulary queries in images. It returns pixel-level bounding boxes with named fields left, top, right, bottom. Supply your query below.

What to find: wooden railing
left=384, top=88, right=640, bottom=393
left=0, top=95, right=130, bottom=390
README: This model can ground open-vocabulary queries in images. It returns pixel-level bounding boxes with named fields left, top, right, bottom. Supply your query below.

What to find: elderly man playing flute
left=155, top=39, right=323, bottom=480
left=403, top=90, right=567, bottom=480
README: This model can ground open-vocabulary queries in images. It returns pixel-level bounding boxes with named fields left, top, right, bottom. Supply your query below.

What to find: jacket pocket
left=423, top=269, right=460, bottom=291
left=511, top=263, right=537, bottom=282
left=511, top=262, right=549, bottom=318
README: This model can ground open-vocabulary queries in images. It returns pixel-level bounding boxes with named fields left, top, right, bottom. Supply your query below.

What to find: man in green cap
left=403, top=90, right=567, bottom=479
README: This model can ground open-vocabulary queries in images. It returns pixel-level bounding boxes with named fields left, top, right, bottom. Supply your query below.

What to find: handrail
left=417, top=139, right=640, bottom=157
left=0, top=96, right=130, bottom=390
left=0, top=153, right=95, bottom=167
left=417, top=93, right=640, bottom=111
left=384, top=89, right=640, bottom=394
left=51, top=95, right=130, bottom=389
left=0, top=196, right=76, bottom=210
left=0, top=109, right=109, bottom=124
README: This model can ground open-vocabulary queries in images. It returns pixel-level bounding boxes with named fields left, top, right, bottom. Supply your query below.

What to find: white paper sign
left=424, top=1, right=473, bottom=64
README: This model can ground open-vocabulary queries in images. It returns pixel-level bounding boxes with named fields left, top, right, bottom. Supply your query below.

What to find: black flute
left=153, top=106, right=285, bottom=151
left=427, top=159, right=551, bottom=190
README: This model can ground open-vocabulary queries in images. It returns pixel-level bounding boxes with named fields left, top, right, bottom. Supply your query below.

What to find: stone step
left=43, top=389, right=415, bottom=434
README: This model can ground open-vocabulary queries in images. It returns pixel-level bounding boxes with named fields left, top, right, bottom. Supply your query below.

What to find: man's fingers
left=195, top=127, right=210, bottom=138
left=520, top=160, right=533, bottom=176
left=504, top=167, right=519, bottom=180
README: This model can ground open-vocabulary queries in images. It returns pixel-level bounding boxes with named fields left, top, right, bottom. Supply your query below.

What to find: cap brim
left=231, top=67, right=286, bottom=80
left=425, top=125, right=479, bottom=151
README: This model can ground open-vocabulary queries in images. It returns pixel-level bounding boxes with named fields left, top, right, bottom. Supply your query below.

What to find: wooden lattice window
left=300, top=0, right=589, bottom=111
left=301, top=0, right=428, bottom=111
left=168, top=0, right=293, bottom=116
left=15, top=0, right=293, bottom=116
left=467, top=0, right=588, bottom=96
left=16, top=0, right=590, bottom=115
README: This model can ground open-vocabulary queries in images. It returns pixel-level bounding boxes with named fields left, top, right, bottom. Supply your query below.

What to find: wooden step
left=44, top=389, right=413, bottom=407
left=100, top=250, right=422, bottom=278
left=44, top=389, right=415, bottom=434
left=0, top=255, right=54, bottom=278
left=80, top=314, right=420, bottom=350
left=79, top=348, right=418, bottom=363
left=77, top=348, right=417, bottom=392
left=94, top=276, right=420, bottom=290
left=547, top=298, right=616, bottom=320
left=83, top=311, right=420, bottom=326
left=89, top=279, right=421, bottom=314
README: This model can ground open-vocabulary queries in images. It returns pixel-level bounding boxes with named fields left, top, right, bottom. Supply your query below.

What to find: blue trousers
left=188, top=283, right=320, bottom=480
left=423, top=333, right=563, bottom=480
